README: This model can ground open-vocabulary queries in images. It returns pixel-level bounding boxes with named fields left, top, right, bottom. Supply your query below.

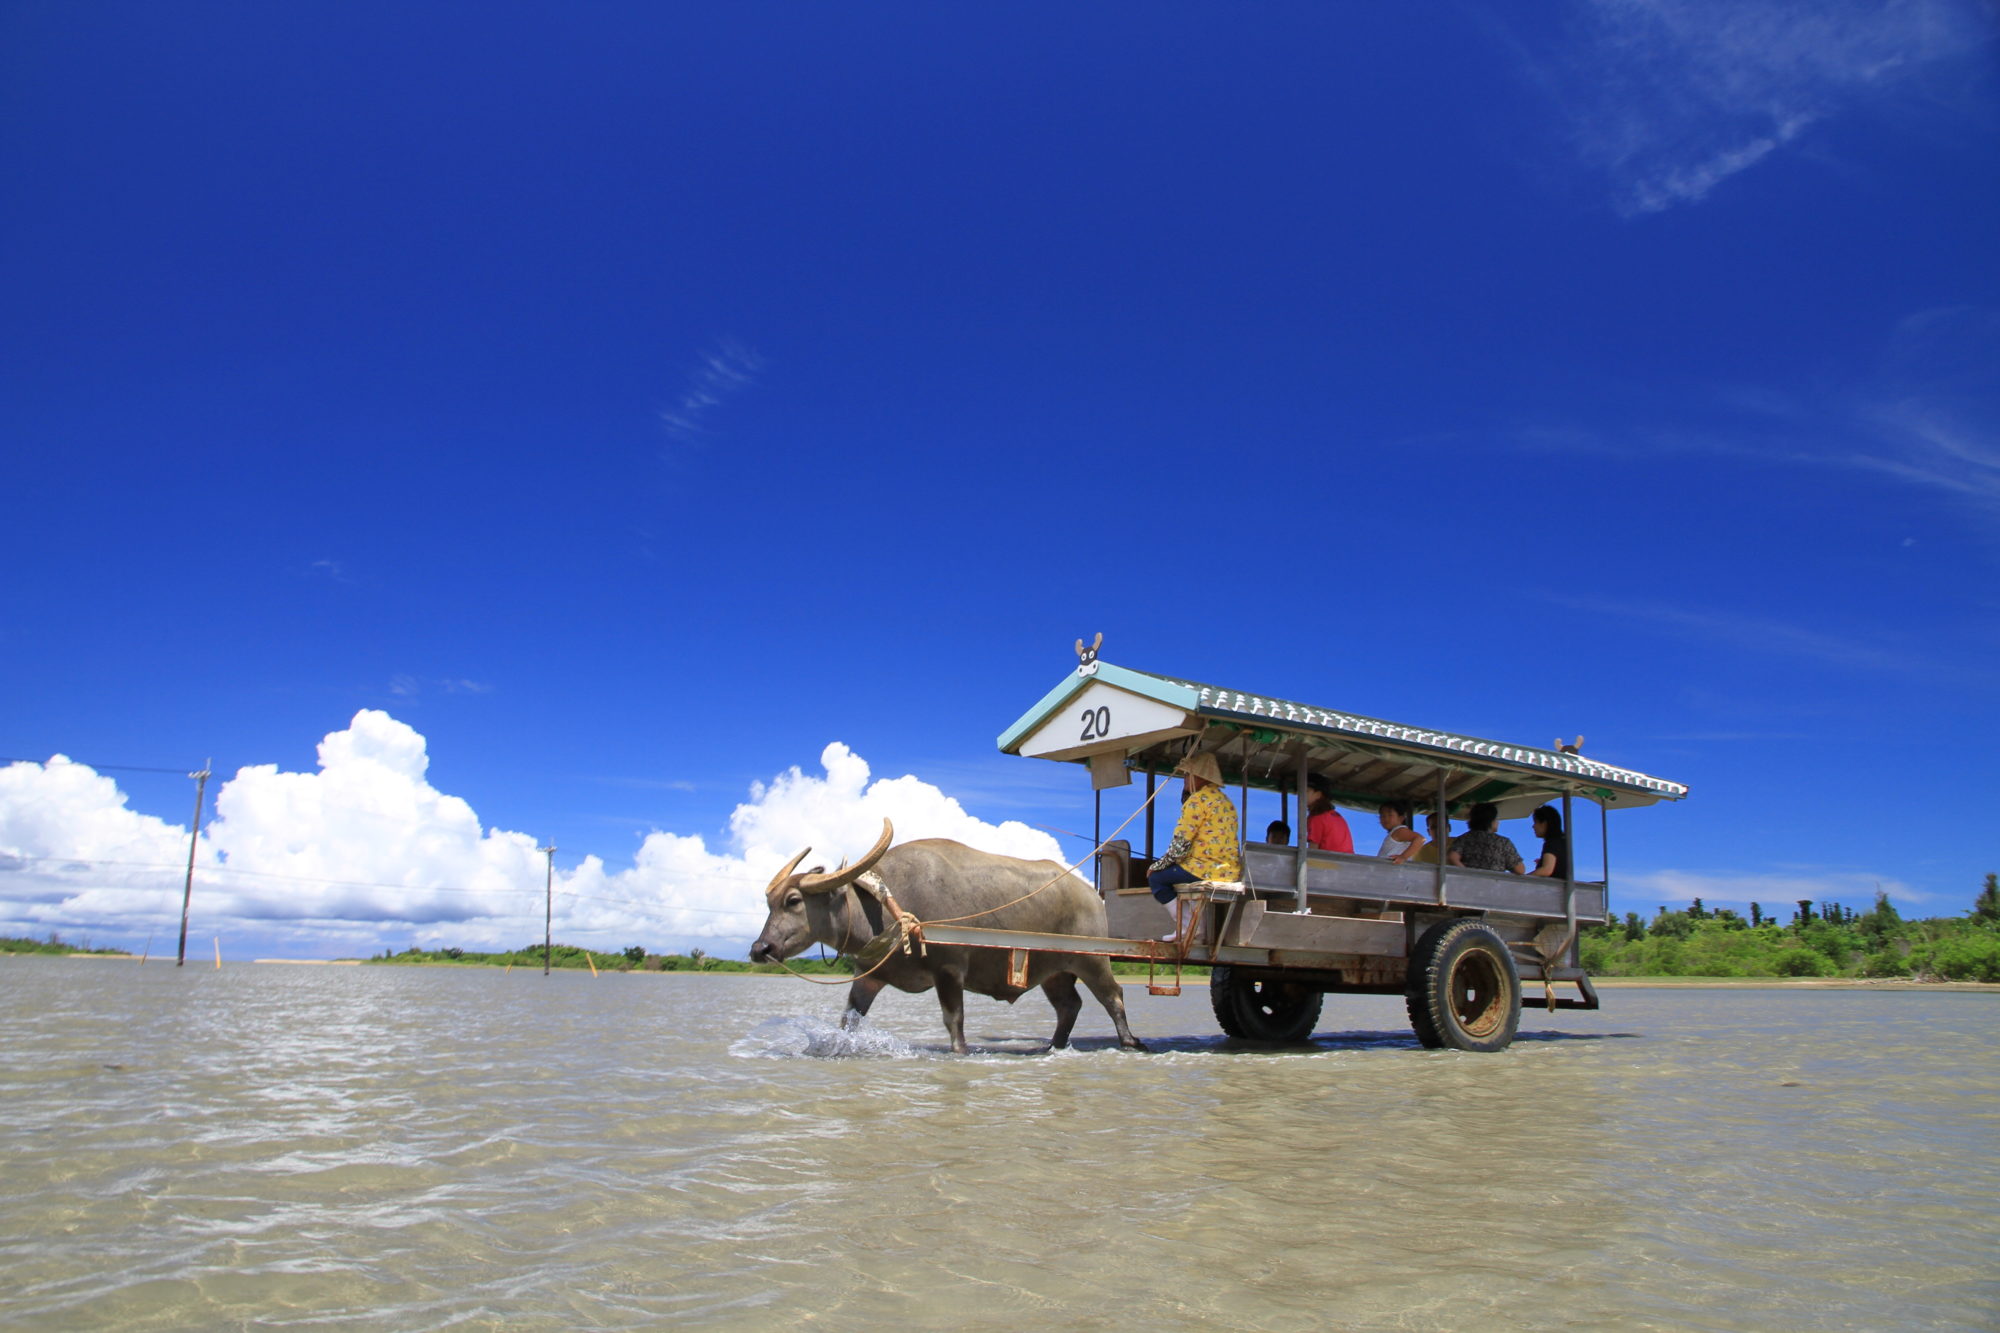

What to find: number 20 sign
left=1016, top=682, right=1199, bottom=760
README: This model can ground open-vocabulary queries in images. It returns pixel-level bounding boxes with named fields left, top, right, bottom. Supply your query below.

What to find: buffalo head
left=747, top=818, right=894, bottom=964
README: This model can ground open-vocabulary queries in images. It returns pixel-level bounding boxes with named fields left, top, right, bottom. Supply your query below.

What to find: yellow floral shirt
left=1173, top=785, right=1242, bottom=882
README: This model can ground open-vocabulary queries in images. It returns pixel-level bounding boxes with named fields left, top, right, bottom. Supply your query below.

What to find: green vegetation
left=1, top=932, right=127, bottom=956
left=1582, top=874, right=2000, bottom=982
left=364, top=942, right=857, bottom=974
left=365, top=941, right=1206, bottom=978
left=1111, top=960, right=1209, bottom=976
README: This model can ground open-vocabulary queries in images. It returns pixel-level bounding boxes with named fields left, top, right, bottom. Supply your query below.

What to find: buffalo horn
left=796, top=819, right=895, bottom=895
left=762, top=847, right=812, bottom=899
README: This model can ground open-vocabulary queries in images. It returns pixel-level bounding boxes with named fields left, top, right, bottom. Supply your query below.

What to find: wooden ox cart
left=917, top=650, right=1687, bottom=1051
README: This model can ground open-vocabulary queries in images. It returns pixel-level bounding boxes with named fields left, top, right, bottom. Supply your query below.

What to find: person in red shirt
left=1304, top=774, right=1354, bottom=854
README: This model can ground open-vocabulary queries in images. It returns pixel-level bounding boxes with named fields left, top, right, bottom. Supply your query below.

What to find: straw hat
left=1175, top=752, right=1223, bottom=786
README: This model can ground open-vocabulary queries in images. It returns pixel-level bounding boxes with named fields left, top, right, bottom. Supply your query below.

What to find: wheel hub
left=1447, top=951, right=1506, bottom=1039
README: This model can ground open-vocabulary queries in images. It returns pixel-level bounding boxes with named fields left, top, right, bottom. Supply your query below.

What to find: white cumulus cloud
left=0, top=715, right=1064, bottom=959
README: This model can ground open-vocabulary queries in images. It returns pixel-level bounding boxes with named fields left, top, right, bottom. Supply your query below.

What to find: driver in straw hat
left=1146, top=751, right=1241, bottom=941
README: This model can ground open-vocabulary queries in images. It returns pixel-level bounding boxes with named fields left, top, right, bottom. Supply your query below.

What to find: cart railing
left=1238, top=843, right=1605, bottom=924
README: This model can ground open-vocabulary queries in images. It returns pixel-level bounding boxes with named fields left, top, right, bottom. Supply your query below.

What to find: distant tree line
left=363, top=942, right=857, bottom=974
left=0, top=931, right=124, bottom=956
left=1581, top=873, right=2000, bottom=982
left=359, top=941, right=1212, bottom=978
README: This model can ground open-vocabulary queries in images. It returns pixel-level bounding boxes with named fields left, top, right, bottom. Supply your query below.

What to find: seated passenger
left=1527, top=805, right=1570, bottom=879
left=1410, top=811, right=1451, bottom=864
left=1304, top=773, right=1354, bottom=853
left=1448, top=802, right=1526, bottom=873
left=1375, top=799, right=1425, bottom=864
left=1146, top=752, right=1241, bottom=939
left=1265, top=819, right=1291, bottom=845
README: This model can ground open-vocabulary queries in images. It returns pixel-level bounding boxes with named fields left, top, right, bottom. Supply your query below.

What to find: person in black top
left=1528, top=805, right=1569, bottom=879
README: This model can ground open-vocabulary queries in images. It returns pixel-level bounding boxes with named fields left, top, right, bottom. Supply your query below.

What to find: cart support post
left=1144, top=768, right=1156, bottom=861
left=1561, top=792, right=1574, bottom=890
left=1239, top=767, right=1248, bottom=857
left=1294, top=748, right=1310, bottom=912
left=1601, top=799, right=1610, bottom=920
left=1093, top=788, right=1103, bottom=893
left=1561, top=791, right=1577, bottom=963
left=1433, top=768, right=1449, bottom=905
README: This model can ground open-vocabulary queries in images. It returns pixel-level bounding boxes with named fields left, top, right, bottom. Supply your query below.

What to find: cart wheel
left=1405, top=919, right=1521, bottom=1052
left=1209, top=965, right=1324, bottom=1042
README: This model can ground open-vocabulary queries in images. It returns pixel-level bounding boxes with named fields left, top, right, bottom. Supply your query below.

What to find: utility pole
left=540, top=841, right=557, bottom=975
left=176, top=761, right=211, bottom=968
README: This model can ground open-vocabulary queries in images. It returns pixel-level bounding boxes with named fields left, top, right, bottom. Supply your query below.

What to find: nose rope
left=761, top=776, right=1176, bottom=986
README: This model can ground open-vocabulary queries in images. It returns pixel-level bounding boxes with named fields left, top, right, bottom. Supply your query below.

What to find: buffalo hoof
left=1121, top=1038, right=1149, bottom=1052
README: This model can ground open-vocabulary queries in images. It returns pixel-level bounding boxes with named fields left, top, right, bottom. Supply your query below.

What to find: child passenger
left=1375, top=799, right=1425, bottom=864
left=1410, top=811, right=1451, bottom=864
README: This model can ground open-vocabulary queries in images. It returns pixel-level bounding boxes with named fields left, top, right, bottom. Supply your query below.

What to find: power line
left=0, top=757, right=201, bottom=775
left=1, top=852, right=767, bottom=916
left=3, top=852, right=773, bottom=892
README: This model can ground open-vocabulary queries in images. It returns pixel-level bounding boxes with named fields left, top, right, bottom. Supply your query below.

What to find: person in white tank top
left=1375, top=799, right=1425, bottom=864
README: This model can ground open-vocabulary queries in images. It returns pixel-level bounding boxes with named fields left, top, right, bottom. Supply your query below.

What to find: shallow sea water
left=2, top=958, right=1995, bottom=1330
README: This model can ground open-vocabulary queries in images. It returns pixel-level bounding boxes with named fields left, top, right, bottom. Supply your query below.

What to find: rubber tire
left=1210, top=965, right=1325, bottom=1042
left=1405, top=918, right=1522, bottom=1052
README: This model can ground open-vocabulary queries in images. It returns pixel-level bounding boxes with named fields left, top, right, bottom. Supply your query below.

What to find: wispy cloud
left=1622, top=867, right=1928, bottom=908
left=1508, top=306, right=2000, bottom=521
left=1649, top=731, right=1814, bottom=742
left=578, top=775, right=701, bottom=793
left=1543, top=592, right=1925, bottom=675
left=389, top=675, right=492, bottom=699
left=303, top=559, right=353, bottom=584
left=660, top=338, right=764, bottom=444
left=1518, top=0, right=1992, bottom=214
left=1839, top=310, right=2000, bottom=510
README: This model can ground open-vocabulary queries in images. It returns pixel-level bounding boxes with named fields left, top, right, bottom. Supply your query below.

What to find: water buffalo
left=748, top=819, right=1146, bottom=1054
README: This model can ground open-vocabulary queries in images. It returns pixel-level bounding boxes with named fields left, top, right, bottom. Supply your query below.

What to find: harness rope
left=765, top=775, right=1181, bottom=986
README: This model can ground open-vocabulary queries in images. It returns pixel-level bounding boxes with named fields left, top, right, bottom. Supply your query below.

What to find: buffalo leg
left=1041, top=974, right=1083, bottom=1050
left=934, top=971, right=969, bottom=1054
left=1078, top=958, right=1147, bottom=1051
left=843, top=975, right=886, bottom=1030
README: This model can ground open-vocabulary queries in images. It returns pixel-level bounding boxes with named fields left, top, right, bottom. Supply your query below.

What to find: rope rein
left=765, top=775, right=1179, bottom=986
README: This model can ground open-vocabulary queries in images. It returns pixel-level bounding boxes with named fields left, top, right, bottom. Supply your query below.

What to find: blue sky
left=3, top=1, right=1996, bottom=957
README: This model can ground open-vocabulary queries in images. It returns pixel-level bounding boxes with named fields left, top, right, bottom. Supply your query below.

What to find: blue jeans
left=1147, top=864, right=1200, bottom=905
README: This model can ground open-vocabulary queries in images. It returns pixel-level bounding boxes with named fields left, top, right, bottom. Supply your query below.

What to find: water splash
left=729, top=1013, right=925, bottom=1060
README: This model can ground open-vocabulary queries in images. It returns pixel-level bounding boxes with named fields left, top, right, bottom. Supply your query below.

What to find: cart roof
left=998, top=659, right=1688, bottom=815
